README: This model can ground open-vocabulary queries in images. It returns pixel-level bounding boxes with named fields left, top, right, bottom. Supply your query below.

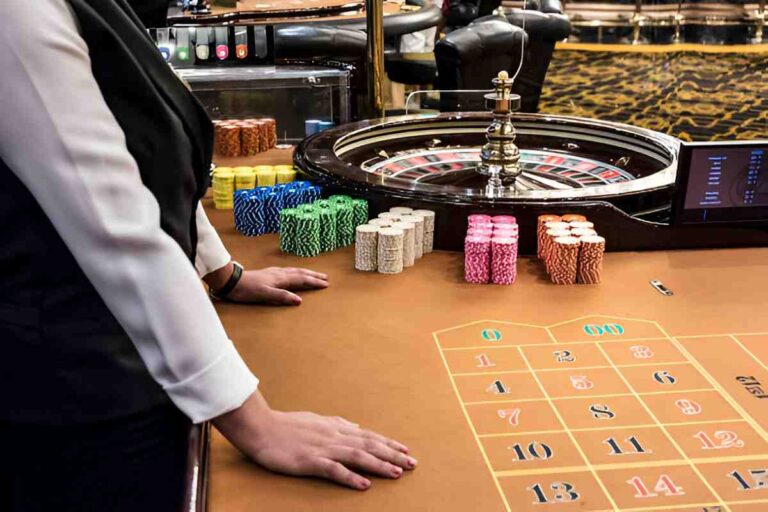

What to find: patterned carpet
left=539, top=45, right=768, bottom=141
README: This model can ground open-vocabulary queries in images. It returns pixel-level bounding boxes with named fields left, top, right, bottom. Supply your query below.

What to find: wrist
left=213, top=391, right=275, bottom=455
left=204, top=261, right=235, bottom=291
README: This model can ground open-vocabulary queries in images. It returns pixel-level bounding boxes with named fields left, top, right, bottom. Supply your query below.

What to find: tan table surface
left=203, top=162, right=768, bottom=510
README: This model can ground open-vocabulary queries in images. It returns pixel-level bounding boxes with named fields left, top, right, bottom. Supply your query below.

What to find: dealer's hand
left=214, top=392, right=417, bottom=490
left=206, top=264, right=329, bottom=305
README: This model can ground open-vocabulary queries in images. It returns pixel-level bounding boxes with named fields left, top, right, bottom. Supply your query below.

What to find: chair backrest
left=435, top=18, right=526, bottom=111
left=274, top=25, right=367, bottom=61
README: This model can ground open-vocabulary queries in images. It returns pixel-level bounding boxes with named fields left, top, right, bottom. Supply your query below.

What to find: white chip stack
left=378, top=212, right=402, bottom=222
left=368, top=218, right=393, bottom=228
left=412, top=209, right=436, bottom=253
left=390, top=221, right=415, bottom=267
left=355, top=225, right=379, bottom=271
left=353, top=206, right=436, bottom=275
left=377, top=228, right=405, bottom=274
left=407, top=215, right=425, bottom=259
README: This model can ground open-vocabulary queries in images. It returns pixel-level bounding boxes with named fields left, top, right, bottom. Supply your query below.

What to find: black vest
left=0, top=0, right=213, bottom=424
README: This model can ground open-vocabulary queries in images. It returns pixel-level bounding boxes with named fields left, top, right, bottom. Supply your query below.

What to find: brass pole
left=365, top=0, right=385, bottom=118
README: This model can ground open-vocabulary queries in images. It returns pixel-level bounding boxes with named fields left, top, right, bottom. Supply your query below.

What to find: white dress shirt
left=0, top=0, right=258, bottom=424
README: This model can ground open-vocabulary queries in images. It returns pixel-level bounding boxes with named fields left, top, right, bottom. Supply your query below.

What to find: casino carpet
left=538, top=44, right=768, bottom=142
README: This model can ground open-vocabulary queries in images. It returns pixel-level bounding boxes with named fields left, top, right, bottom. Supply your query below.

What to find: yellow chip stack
left=212, top=171, right=235, bottom=209
left=234, top=166, right=256, bottom=190
left=275, top=165, right=297, bottom=184
left=212, top=166, right=233, bottom=177
left=255, top=165, right=277, bottom=187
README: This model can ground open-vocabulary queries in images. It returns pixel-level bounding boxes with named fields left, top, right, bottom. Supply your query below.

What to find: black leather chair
left=444, top=0, right=503, bottom=28
left=500, top=0, right=571, bottom=112
left=382, top=0, right=444, bottom=87
left=274, top=25, right=367, bottom=61
left=435, top=18, right=527, bottom=111
left=316, top=3, right=444, bottom=93
left=273, top=26, right=368, bottom=118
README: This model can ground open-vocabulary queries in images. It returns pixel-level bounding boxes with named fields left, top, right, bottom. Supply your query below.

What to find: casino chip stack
left=536, top=213, right=606, bottom=285
left=231, top=180, right=318, bottom=236
left=377, top=228, right=405, bottom=274
left=295, top=210, right=321, bottom=257
left=464, top=214, right=519, bottom=285
left=212, top=169, right=235, bottom=209
left=577, top=235, right=606, bottom=284
left=353, top=206, right=437, bottom=274
left=277, top=195, right=371, bottom=257
left=412, top=210, right=435, bottom=253
left=213, top=118, right=279, bottom=156
left=355, top=225, right=378, bottom=271
left=464, top=235, right=492, bottom=284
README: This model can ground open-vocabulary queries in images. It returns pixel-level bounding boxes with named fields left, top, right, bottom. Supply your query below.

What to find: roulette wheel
left=295, top=72, right=683, bottom=251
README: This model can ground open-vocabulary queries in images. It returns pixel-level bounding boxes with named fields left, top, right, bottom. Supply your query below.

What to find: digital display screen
left=675, top=142, right=768, bottom=224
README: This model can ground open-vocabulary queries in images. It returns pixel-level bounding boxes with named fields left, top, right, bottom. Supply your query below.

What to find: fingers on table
left=313, top=458, right=371, bottom=490
left=286, top=267, right=329, bottom=282
left=266, top=287, right=302, bottom=305
left=341, top=426, right=411, bottom=456
left=329, top=446, right=404, bottom=479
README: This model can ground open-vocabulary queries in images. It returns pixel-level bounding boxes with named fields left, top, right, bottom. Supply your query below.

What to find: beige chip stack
left=377, top=228, right=405, bottom=274
left=390, top=221, right=416, bottom=267
left=355, top=207, right=436, bottom=274
left=407, top=215, right=425, bottom=259
left=355, top=225, right=379, bottom=271
left=411, top=209, right=436, bottom=253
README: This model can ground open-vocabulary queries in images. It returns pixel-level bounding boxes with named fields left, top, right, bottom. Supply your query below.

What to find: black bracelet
left=209, top=261, right=244, bottom=301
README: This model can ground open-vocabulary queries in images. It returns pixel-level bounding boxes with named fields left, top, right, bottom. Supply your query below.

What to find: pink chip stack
left=464, top=215, right=519, bottom=285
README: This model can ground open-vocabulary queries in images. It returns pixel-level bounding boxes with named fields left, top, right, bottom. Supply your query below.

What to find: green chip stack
left=318, top=207, right=337, bottom=252
left=298, top=203, right=317, bottom=214
left=279, top=208, right=298, bottom=253
left=351, top=199, right=369, bottom=227
left=277, top=195, right=369, bottom=257
left=335, top=203, right=355, bottom=248
left=295, top=211, right=321, bottom=257
left=329, top=195, right=353, bottom=207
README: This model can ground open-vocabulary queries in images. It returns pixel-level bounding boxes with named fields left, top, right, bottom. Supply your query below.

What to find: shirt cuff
left=164, top=342, right=259, bottom=423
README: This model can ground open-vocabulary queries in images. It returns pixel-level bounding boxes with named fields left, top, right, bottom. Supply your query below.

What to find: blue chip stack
left=233, top=180, right=320, bottom=237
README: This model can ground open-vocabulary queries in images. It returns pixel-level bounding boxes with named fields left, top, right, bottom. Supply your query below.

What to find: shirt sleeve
left=195, top=202, right=232, bottom=277
left=0, top=0, right=257, bottom=424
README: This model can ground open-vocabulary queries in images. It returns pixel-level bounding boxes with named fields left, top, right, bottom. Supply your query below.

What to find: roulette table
left=295, top=111, right=768, bottom=252
left=192, top=191, right=768, bottom=512
left=185, top=75, right=768, bottom=512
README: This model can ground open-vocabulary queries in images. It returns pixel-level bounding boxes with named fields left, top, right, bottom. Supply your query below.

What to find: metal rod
left=365, top=0, right=385, bottom=118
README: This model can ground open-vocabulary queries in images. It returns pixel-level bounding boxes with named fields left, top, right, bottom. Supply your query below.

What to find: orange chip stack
left=577, top=235, right=606, bottom=284
left=254, top=120, right=269, bottom=152
left=239, top=121, right=262, bottom=156
left=214, top=122, right=241, bottom=157
left=262, top=118, right=277, bottom=149
left=543, top=222, right=570, bottom=273
left=536, top=213, right=606, bottom=286
left=550, top=236, right=581, bottom=285
left=537, top=215, right=561, bottom=259
left=571, top=227, right=597, bottom=238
